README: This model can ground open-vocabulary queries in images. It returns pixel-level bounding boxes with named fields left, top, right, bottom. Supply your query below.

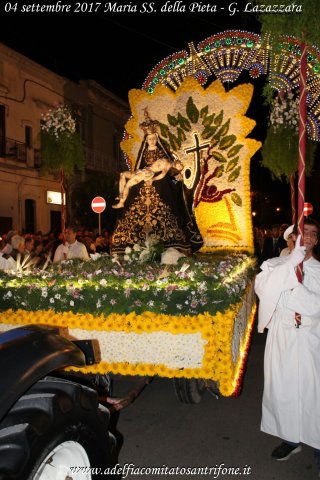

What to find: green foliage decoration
left=261, top=91, right=315, bottom=181
left=158, top=97, right=244, bottom=208
left=254, top=0, right=319, bottom=181
left=186, top=96, right=199, bottom=123
left=40, top=105, right=85, bottom=177
left=231, top=193, right=242, bottom=207
left=254, top=0, right=320, bottom=47
left=261, top=126, right=315, bottom=181
left=0, top=253, right=257, bottom=318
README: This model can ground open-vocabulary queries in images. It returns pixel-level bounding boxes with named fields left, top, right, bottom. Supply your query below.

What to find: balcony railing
left=4, top=137, right=27, bottom=162
left=34, top=147, right=115, bottom=172
left=1, top=139, right=117, bottom=172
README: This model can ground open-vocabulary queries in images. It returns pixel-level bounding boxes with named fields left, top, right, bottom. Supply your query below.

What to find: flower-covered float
left=0, top=78, right=260, bottom=402
left=0, top=251, right=256, bottom=399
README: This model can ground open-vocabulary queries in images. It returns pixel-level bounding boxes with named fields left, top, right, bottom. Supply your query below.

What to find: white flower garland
left=123, top=234, right=163, bottom=263
left=269, top=91, right=299, bottom=133
left=41, top=104, right=76, bottom=139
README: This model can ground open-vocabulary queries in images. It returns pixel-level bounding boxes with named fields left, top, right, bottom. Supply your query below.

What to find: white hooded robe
left=255, top=256, right=320, bottom=449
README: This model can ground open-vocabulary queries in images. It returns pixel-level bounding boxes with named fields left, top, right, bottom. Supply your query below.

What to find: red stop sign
left=91, top=196, right=106, bottom=214
left=304, top=202, right=313, bottom=216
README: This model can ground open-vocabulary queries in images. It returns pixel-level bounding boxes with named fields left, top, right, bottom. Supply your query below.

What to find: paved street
left=111, top=329, right=318, bottom=479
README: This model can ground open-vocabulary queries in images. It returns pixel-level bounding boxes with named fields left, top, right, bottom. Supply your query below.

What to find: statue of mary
left=111, top=110, right=203, bottom=255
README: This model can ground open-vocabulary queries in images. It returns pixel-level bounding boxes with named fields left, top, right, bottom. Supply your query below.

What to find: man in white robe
left=255, top=218, right=320, bottom=473
left=53, top=226, right=89, bottom=263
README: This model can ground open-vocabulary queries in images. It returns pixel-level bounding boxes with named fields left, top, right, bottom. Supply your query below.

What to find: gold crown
left=139, top=108, right=160, bottom=134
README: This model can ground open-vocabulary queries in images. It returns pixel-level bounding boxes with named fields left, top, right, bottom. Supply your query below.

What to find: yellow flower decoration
left=121, top=77, right=261, bottom=253
left=0, top=282, right=256, bottom=397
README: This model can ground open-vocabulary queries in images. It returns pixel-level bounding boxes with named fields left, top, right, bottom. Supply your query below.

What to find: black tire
left=0, top=376, right=116, bottom=480
left=207, top=380, right=221, bottom=399
left=173, top=378, right=207, bottom=404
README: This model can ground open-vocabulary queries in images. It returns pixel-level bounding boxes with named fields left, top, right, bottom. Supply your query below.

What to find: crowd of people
left=1, top=221, right=319, bottom=271
left=0, top=227, right=111, bottom=272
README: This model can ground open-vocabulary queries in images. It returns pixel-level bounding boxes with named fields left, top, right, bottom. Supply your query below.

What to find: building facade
left=0, top=43, right=129, bottom=234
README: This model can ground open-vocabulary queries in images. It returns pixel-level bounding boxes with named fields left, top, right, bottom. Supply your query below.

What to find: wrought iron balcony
left=4, top=137, right=27, bottom=162
left=33, top=147, right=114, bottom=172
left=1, top=139, right=117, bottom=173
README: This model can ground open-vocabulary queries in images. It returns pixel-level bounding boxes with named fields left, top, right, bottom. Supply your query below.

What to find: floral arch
left=143, top=30, right=320, bottom=142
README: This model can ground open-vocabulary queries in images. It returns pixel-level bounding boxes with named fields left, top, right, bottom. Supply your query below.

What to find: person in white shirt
left=0, top=234, right=24, bottom=272
left=0, top=253, right=16, bottom=272
left=1, top=230, right=18, bottom=255
left=255, top=217, right=320, bottom=473
left=53, top=226, right=90, bottom=263
left=280, top=224, right=296, bottom=257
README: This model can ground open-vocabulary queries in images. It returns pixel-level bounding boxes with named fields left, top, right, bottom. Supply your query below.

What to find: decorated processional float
left=1, top=29, right=320, bottom=404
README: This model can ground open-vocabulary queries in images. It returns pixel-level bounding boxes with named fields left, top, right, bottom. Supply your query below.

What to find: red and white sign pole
left=91, top=196, right=106, bottom=235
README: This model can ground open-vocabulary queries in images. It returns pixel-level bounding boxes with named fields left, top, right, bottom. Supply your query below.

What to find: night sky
left=1, top=1, right=261, bottom=99
left=1, top=0, right=318, bottom=224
